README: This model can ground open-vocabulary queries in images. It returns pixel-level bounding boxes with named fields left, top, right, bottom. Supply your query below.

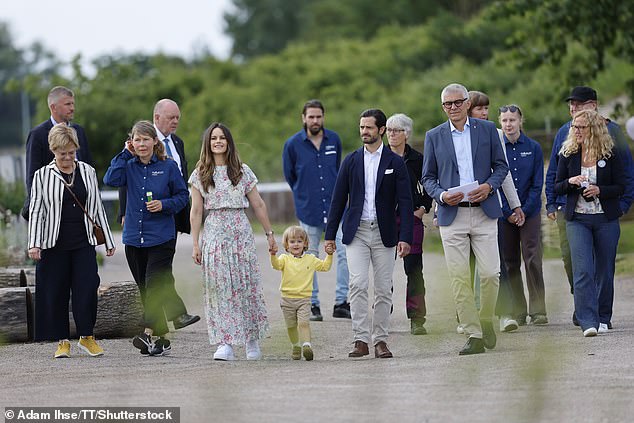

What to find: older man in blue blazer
left=325, top=109, right=413, bottom=359
left=423, top=83, right=509, bottom=355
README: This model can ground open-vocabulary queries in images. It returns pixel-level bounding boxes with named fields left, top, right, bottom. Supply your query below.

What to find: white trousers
left=346, top=220, right=396, bottom=345
left=439, top=207, right=500, bottom=338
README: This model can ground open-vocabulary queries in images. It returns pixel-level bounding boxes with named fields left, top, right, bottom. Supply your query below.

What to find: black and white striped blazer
left=28, top=160, right=115, bottom=250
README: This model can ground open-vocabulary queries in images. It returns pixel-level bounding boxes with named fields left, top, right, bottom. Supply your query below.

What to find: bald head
left=154, top=99, right=180, bottom=136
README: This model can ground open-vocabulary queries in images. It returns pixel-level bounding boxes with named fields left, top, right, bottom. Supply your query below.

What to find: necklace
left=61, top=167, right=76, bottom=188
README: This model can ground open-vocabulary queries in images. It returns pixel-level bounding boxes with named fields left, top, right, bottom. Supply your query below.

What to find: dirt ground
left=1, top=231, right=633, bottom=423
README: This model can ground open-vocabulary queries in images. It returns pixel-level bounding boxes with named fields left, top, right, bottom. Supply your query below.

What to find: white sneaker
left=583, top=327, right=598, bottom=337
left=598, top=323, right=608, bottom=334
left=246, top=340, right=261, bottom=360
left=213, top=344, right=235, bottom=361
left=500, top=317, right=519, bottom=333
left=456, top=324, right=465, bottom=334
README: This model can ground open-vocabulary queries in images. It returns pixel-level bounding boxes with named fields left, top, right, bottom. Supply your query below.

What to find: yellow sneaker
left=78, top=336, right=104, bottom=357
left=54, top=341, right=71, bottom=358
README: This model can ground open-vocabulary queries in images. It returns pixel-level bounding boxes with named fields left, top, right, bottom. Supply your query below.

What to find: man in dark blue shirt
left=545, top=86, right=634, bottom=326
left=283, top=100, right=350, bottom=321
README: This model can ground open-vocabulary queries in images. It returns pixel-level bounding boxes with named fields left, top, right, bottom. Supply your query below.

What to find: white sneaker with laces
left=583, top=327, right=598, bottom=337
left=500, top=316, right=519, bottom=333
left=213, top=344, right=235, bottom=361
left=598, top=323, right=608, bottom=334
left=246, top=340, right=261, bottom=360
left=456, top=324, right=465, bottom=334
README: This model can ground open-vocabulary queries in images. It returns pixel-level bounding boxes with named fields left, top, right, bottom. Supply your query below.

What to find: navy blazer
left=422, top=118, right=508, bottom=226
left=118, top=133, right=191, bottom=233
left=554, top=150, right=625, bottom=221
left=25, top=119, right=93, bottom=193
left=325, top=145, right=413, bottom=247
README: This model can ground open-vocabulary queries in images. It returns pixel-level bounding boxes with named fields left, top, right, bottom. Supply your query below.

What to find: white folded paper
left=447, top=180, right=479, bottom=198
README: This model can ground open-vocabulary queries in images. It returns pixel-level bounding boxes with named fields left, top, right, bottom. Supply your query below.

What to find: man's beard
left=362, top=134, right=380, bottom=144
left=305, top=124, right=323, bottom=136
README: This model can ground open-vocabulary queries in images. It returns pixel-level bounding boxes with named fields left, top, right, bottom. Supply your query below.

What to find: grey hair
left=386, top=113, right=413, bottom=139
left=47, top=86, right=74, bottom=106
left=441, top=83, right=469, bottom=102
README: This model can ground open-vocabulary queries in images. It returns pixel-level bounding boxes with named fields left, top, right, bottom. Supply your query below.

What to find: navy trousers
left=34, top=245, right=100, bottom=341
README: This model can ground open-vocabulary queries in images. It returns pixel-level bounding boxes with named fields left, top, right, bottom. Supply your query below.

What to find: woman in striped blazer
left=28, top=124, right=116, bottom=358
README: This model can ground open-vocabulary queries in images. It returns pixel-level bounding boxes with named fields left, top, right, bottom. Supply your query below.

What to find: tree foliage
left=491, top=0, right=634, bottom=107
left=224, top=0, right=494, bottom=59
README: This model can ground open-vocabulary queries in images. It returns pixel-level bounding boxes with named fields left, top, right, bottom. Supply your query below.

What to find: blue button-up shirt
left=545, top=119, right=634, bottom=215
left=501, top=132, right=543, bottom=218
left=282, top=128, right=342, bottom=227
left=103, top=149, right=189, bottom=247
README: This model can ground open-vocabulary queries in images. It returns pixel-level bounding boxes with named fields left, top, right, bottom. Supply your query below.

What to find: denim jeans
left=299, top=221, right=349, bottom=307
left=566, top=213, right=620, bottom=331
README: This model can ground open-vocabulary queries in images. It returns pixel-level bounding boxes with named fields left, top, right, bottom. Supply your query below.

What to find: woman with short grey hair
left=386, top=113, right=433, bottom=335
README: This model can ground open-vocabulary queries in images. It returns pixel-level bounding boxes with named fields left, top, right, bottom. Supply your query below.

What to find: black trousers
left=34, top=245, right=100, bottom=341
left=125, top=239, right=183, bottom=336
left=404, top=253, right=426, bottom=322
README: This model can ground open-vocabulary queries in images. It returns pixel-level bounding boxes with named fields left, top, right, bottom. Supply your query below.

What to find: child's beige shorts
left=280, top=297, right=311, bottom=328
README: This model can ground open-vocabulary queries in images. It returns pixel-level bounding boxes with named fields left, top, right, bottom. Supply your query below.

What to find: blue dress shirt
left=103, top=149, right=189, bottom=247
left=501, top=132, right=543, bottom=218
left=282, top=128, right=342, bottom=227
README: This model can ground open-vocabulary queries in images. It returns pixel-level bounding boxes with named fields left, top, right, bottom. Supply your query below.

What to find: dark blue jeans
left=566, top=213, right=620, bottom=331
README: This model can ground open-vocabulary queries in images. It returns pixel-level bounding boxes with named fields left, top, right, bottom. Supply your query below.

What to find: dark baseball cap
left=565, top=86, right=597, bottom=102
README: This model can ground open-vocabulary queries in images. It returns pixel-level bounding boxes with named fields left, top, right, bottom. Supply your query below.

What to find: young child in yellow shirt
left=270, top=226, right=333, bottom=360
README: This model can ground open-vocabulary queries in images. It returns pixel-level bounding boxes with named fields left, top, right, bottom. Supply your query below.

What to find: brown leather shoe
left=348, top=340, right=369, bottom=357
left=374, top=341, right=393, bottom=358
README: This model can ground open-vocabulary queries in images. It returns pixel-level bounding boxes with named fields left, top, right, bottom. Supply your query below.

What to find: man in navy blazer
left=325, top=109, right=413, bottom=359
left=23, top=86, right=93, bottom=220
left=422, top=83, right=509, bottom=355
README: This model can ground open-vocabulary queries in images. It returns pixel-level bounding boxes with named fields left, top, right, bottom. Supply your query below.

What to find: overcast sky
left=2, top=0, right=233, bottom=65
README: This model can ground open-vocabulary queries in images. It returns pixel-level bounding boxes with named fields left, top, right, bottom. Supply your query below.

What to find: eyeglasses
left=442, top=98, right=468, bottom=109
left=386, top=128, right=405, bottom=133
left=499, top=105, right=522, bottom=116
left=571, top=124, right=589, bottom=130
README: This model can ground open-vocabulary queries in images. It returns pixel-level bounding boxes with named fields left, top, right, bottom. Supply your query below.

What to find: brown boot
left=374, top=341, right=393, bottom=358
left=348, top=340, right=369, bottom=357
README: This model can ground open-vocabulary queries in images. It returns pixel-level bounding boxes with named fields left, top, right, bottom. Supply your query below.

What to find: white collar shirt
left=450, top=118, right=475, bottom=186
left=361, top=143, right=383, bottom=221
left=155, top=126, right=182, bottom=174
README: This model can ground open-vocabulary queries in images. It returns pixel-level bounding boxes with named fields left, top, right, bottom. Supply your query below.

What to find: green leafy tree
left=491, top=0, right=634, bottom=111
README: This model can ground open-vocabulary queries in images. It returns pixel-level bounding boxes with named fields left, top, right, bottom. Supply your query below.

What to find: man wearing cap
left=545, top=86, right=634, bottom=326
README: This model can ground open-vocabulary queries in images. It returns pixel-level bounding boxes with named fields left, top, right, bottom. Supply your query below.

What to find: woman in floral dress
left=190, top=122, right=277, bottom=361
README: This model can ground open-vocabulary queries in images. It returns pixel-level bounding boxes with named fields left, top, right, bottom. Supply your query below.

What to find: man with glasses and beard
left=422, top=83, right=509, bottom=355
left=283, top=100, right=351, bottom=322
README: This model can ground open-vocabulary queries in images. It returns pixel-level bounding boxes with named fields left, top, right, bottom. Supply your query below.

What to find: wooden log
left=26, top=281, right=142, bottom=341
left=93, top=281, right=143, bottom=338
left=0, top=267, right=35, bottom=288
left=0, top=287, right=31, bottom=342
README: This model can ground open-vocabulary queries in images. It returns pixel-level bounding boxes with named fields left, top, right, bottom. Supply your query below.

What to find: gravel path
left=2, top=231, right=633, bottom=423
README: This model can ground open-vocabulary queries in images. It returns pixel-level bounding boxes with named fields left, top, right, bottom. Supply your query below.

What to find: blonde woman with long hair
left=554, top=110, right=625, bottom=337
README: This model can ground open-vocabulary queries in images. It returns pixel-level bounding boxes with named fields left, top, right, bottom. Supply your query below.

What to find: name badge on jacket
left=385, top=169, right=394, bottom=174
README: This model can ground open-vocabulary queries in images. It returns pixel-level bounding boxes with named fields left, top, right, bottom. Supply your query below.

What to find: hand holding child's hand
left=324, top=240, right=336, bottom=255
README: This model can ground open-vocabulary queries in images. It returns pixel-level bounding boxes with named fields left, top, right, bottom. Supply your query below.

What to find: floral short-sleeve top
left=189, top=163, right=258, bottom=209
